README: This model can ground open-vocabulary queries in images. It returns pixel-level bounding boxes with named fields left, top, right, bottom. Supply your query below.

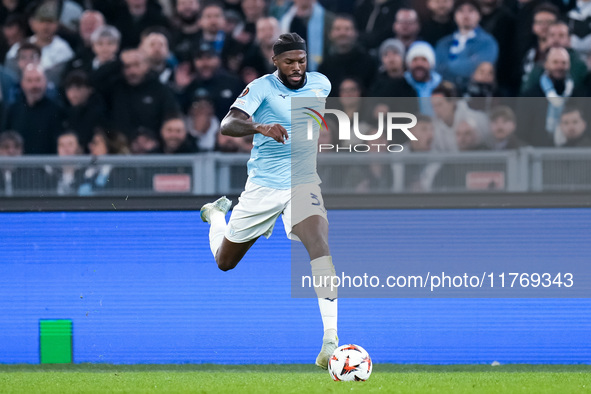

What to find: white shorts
left=225, top=180, right=328, bottom=243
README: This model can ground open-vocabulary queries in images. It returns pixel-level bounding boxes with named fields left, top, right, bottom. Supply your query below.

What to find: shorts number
left=310, top=193, right=321, bottom=206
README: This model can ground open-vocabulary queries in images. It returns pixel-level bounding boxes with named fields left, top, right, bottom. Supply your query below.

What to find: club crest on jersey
left=238, top=87, right=249, bottom=98
left=311, top=88, right=324, bottom=98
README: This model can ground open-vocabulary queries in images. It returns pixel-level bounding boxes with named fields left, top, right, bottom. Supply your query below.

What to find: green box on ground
left=39, top=319, right=72, bottom=364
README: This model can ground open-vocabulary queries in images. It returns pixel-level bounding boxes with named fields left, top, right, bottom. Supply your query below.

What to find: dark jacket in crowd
left=318, top=46, right=377, bottom=96
left=3, top=96, right=64, bottom=154
left=63, top=93, right=107, bottom=151
left=181, top=69, right=244, bottom=121
left=110, top=73, right=180, bottom=139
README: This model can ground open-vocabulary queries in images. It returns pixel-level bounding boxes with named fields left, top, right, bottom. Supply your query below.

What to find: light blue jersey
left=230, top=71, right=331, bottom=189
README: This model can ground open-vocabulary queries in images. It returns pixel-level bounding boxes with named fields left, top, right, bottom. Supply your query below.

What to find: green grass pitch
left=0, top=364, right=590, bottom=393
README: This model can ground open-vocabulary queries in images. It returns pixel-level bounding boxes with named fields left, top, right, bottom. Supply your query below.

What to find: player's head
left=272, top=32, right=307, bottom=89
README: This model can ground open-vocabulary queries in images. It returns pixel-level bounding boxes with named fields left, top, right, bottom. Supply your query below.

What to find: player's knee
left=216, top=256, right=237, bottom=272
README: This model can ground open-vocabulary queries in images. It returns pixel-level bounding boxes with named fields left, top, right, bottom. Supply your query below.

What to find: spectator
left=368, top=38, right=405, bottom=96
left=153, top=114, right=196, bottom=154
left=109, top=0, right=170, bottom=49
left=140, top=32, right=176, bottom=85
left=238, top=0, right=268, bottom=45
left=393, top=8, right=421, bottom=50
left=372, top=41, right=441, bottom=116
left=318, top=14, right=377, bottom=94
left=195, top=2, right=230, bottom=56
left=520, top=47, right=586, bottom=146
left=180, top=43, right=244, bottom=121
left=558, top=105, right=591, bottom=147
left=489, top=105, right=527, bottom=150
left=397, top=114, right=441, bottom=192
left=6, top=43, right=59, bottom=105
left=130, top=126, right=160, bottom=154
left=521, top=22, right=588, bottom=94
left=85, top=25, right=122, bottom=98
left=63, top=70, right=106, bottom=150
left=0, top=130, right=52, bottom=195
left=430, top=82, right=492, bottom=151
left=187, top=94, right=220, bottom=152
left=479, top=0, right=520, bottom=96
left=170, top=0, right=201, bottom=62
left=520, top=3, right=559, bottom=85
left=52, top=131, right=83, bottom=195
left=89, top=25, right=121, bottom=71
left=3, top=64, right=64, bottom=154
left=420, top=0, right=456, bottom=47
left=1, top=14, right=27, bottom=61
left=435, top=0, right=499, bottom=91
left=405, top=114, right=435, bottom=152
left=72, top=10, right=105, bottom=64
left=241, top=16, right=281, bottom=82
left=0, top=0, right=26, bottom=26
left=568, top=0, right=591, bottom=69
left=464, top=61, right=500, bottom=111
left=4, top=1, right=75, bottom=85
left=354, top=0, right=401, bottom=51
left=455, top=118, right=490, bottom=150
left=345, top=132, right=394, bottom=193
left=110, top=49, right=180, bottom=140
left=279, top=0, right=335, bottom=71
left=78, top=129, right=135, bottom=195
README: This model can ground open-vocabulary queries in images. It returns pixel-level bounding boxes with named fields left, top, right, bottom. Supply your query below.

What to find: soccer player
left=200, top=32, right=338, bottom=369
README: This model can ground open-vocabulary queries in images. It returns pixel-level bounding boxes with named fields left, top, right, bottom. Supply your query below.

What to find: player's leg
left=292, top=215, right=338, bottom=369
left=201, top=182, right=284, bottom=271
left=288, top=186, right=338, bottom=369
left=200, top=196, right=259, bottom=271
left=215, top=237, right=258, bottom=271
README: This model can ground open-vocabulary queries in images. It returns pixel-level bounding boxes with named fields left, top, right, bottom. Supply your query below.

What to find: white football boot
left=200, top=196, right=232, bottom=223
left=315, top=329, right=339, bottom=369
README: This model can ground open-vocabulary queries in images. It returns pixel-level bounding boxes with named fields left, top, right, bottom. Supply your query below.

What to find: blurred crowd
left=0, top=0, right=590, bottom=194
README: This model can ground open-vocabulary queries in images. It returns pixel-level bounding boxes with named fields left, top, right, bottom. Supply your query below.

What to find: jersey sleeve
left=230, top=77, right=267, bottom=117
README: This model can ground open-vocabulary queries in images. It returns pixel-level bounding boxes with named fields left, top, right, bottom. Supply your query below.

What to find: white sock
left=318, top=298, right=338, bottom=334
left=310, top=256, right=338, bottom=335
left=208, top=210, right=226, bottom=258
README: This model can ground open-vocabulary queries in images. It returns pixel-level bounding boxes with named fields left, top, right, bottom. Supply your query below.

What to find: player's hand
left=257, top=123, right=289, bottom=144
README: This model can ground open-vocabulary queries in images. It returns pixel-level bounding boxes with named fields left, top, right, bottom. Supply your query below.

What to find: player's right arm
left=220, top=109, right=289, bottom=144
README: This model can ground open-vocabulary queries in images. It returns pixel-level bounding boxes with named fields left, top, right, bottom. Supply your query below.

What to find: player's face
left=273, top=50, right=307, bottom=89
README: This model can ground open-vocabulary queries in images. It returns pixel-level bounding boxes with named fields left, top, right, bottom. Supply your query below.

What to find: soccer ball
left=328, top=344, right=372, bottom=381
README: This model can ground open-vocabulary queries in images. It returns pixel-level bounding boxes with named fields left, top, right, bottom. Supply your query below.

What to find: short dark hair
left=17, top=42, right=41, bottom=58
left=561, top=104, right=583, bottom=119
left=533, top=2, right=560, bottom=17
left=201, top=0, right=225, bottom=12
left=0, top=130, right=24, bottom=148
left=454, top=0, right=481, bottom=15
left=432, top=81, right=457, bottom=98
left=63, top=70, right=90, bottom=89
left=490, top=105, right=516, bottom=122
